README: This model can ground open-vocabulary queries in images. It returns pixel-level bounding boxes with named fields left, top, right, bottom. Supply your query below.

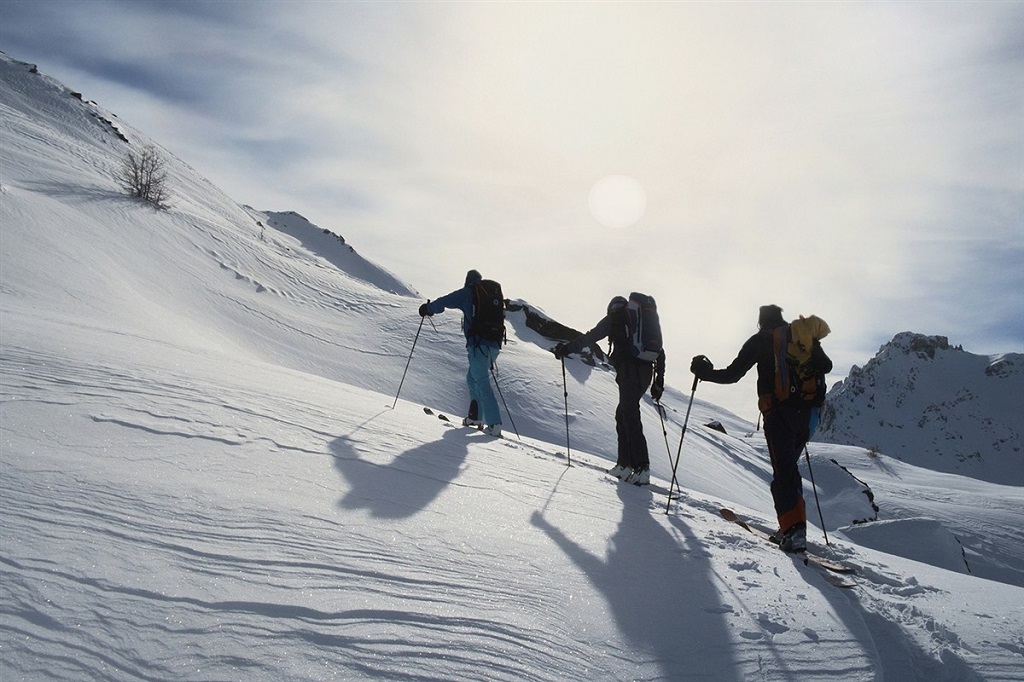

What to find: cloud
left=2, top=0, right=1021, bottom=420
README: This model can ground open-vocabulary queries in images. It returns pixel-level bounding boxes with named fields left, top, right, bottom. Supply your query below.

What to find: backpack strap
left=758, top=325, right=792, bottom=414
left=772, top=324, right=793, bottom=405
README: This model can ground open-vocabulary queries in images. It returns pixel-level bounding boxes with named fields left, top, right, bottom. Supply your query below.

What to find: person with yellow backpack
left=689, top=305, right=832, bottom=553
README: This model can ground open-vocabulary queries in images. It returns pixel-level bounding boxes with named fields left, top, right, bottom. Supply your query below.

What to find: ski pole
left=490, top=362, right=520, bottom=440
left=666, top=376, right=699, bottom=514
left=391, top=315, right=425, bottom=409
left=804, top=445, right=830, bottom=546
left=655, top=400, right=673, bottom=477
left=561, top=357, right=571, bottom=466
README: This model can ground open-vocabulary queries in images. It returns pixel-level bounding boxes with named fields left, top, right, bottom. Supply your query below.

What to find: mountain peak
left=817, top=333, right=1024, bottom=485
left=881, top=331, right=959, bottom=360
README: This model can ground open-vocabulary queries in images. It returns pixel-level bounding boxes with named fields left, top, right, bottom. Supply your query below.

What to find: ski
left=422, top=407, right=451, bottom=422
left=422, top=407, right=502, bottom=437
left=719, top=508, right=855, bottom=577
left=813, top=567, right=857, bottom=589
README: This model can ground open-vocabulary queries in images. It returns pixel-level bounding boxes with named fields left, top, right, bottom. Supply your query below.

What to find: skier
left=554, top=296, right=666, bottom=485
left=419, top=270, right=504, bottom=437
left=689, top=304, right=832, bottom=553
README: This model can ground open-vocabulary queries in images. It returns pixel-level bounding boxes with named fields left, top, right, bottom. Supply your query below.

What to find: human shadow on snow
left=329, top=428, right=470, bottom=519
left=532, top=484, right=741, bottom=681
left=779, top=544, right=983, bottom=680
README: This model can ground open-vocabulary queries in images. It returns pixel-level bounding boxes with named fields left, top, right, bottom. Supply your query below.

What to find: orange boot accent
left=777, top=498, right=806, bottom=535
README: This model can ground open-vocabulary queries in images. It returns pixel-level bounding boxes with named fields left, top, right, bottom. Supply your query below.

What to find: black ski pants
left=763, top=402, right=811, bottom=533
left=614, top=360, right=653, bottom=470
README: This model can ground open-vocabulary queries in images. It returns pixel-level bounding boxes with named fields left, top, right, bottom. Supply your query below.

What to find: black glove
left=651, top=376, right=664, bottom=401
left=690, top=354, right=714, bottom=380
left=418, top=302, right=433, bottom=317
left=554, top=340, right=580, bottom=359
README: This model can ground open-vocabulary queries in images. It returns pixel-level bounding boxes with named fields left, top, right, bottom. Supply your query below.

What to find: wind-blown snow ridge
left=2, top=51, right=1023, bottom=681
left=258, top=209, right=418, bottom=298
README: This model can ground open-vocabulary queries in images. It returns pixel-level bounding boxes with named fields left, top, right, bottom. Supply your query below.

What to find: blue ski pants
left=466, top=341, right=501, bottom=427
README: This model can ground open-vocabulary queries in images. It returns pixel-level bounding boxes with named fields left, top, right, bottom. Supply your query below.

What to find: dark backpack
left=468, top=279, right=505, bottom=344
left=759, top=317, right=830, bottom=414
left=621, top=292, right=663, bottom=363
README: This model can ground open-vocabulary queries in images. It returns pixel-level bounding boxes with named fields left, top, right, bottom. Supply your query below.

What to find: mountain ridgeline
left=816, top=332, right=1023, bottom=485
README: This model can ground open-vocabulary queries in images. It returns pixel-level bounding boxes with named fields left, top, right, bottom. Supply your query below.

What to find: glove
left=651, top=376, right=664, bottom=401
left=554, top=341, right=579, bottom=359
left=418, top=302, right=433, bottom=317
left=690, top=354, right=714, bottom=380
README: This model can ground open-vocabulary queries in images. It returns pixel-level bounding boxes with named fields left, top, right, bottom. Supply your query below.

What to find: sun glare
left=588, top=174, right=647, bottom=229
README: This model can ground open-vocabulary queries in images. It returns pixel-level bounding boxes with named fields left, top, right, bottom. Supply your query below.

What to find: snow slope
left=818, top=332, right=1024, bottom=486
left=2, top=53, right=1023, bottom=681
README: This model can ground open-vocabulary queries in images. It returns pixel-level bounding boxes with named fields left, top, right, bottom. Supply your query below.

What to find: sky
left=2, top=0, right=1022, bottom=421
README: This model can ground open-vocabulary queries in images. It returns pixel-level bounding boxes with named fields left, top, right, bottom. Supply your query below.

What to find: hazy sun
left=588, top=175, right=647, bottom=229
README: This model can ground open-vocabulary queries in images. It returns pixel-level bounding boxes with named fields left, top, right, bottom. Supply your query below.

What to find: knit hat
left=607, top=296, right=628, bottom=314
left=465, top=269, right=482, bottom=286
left=758, top=304, right=785, bottom=329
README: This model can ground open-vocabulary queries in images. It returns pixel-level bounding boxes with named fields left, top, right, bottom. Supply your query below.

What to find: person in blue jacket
left=419, top=270, right=503, bottom=437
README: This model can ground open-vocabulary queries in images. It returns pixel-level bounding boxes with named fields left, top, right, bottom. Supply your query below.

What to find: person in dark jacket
left=419, top=270, right=503, bottom=437
left=689, top=304, right=832, bottom=553
left=554, top=296, right=666, bottom=486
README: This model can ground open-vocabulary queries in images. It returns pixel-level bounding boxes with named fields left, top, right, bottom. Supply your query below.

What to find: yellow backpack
left=758, top=315, right=831, bottom=414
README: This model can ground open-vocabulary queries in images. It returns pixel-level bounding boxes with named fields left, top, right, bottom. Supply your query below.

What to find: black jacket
left=703, top=322, right=832, bottom=399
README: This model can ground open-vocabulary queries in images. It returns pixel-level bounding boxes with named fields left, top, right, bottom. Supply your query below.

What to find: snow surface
left=2, top=53, right=1022, bottom=681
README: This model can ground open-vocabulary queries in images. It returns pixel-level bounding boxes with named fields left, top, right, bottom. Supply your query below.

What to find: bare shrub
left=117, top=144, right=170, bottom=209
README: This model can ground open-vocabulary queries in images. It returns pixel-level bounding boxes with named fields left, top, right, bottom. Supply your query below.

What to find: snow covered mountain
left=817, top=332, right=1024, bottom=485
left=2, top=53, right=1023, bottom=681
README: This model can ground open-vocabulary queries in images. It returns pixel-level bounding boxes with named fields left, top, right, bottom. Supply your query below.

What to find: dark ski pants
left=614, top=360, right=653, bottom=470
left=763, top=403, right=811, bottom=534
